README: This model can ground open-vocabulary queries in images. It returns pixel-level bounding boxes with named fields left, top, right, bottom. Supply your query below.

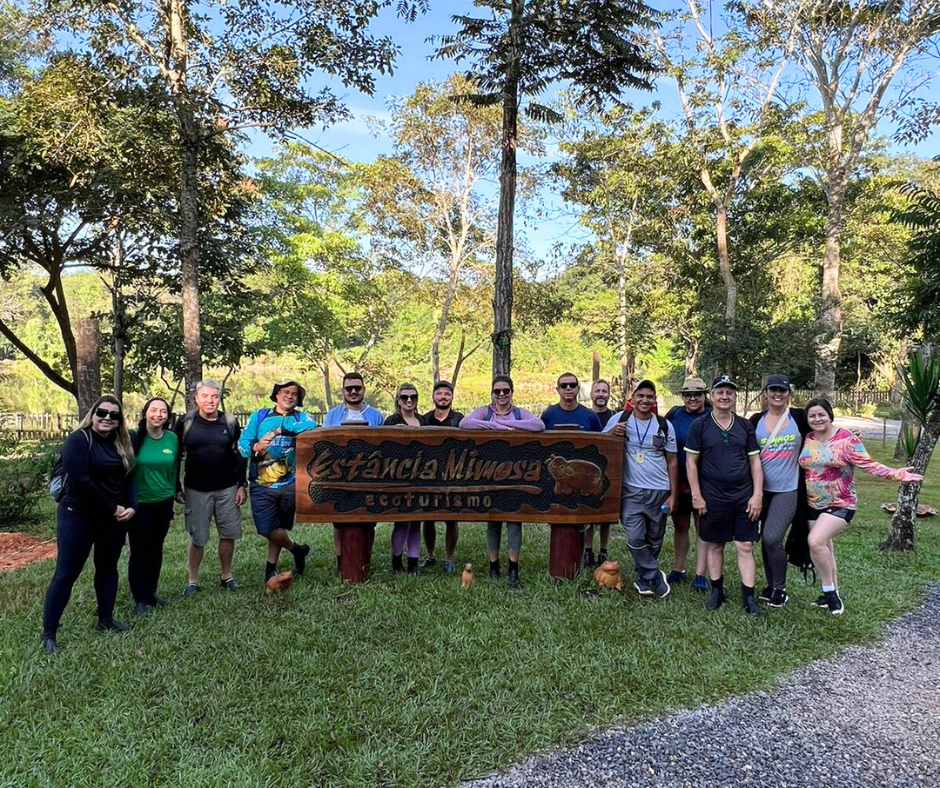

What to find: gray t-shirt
left=755, top=412, right=801, bottom=493
left=620, top=413, right=677, bottom=491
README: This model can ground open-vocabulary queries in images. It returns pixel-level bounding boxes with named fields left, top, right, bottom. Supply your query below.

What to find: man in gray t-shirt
left=604, top=380, right=678, bottom=598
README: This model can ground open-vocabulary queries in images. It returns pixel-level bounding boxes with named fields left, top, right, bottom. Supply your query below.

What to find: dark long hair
left=133, top=397, right=173, bottom=453
left=805, top=396, right=835, bottom=423
left=77, top=395, right=135, bottom=473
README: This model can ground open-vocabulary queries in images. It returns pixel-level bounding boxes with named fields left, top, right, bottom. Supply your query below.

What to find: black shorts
left=699, top=501, right=760, bottom=544
left=672, top=491, right=694, bottom=518
left=809, top=506, right=855, bottom=523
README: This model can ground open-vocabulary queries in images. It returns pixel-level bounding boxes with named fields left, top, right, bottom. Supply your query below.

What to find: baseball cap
left=711, top=373, right=738, bottom=391
left=765, top=374, right=791, bottom=390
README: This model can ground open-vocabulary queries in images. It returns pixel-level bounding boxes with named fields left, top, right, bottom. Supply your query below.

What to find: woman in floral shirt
left=798, top=397, right=923, bottom=615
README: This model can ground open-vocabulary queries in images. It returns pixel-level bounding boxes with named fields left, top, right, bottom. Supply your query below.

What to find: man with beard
left=584, top=379, right=614, bottom=564
left=420, top=381, right=465, bottom=574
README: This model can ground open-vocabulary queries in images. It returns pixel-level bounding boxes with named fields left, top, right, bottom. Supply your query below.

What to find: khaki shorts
left=184, top=486, right=243, bottom=547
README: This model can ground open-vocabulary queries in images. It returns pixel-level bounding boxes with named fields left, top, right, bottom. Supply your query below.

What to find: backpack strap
left=656, top=414, right=669, bottom=436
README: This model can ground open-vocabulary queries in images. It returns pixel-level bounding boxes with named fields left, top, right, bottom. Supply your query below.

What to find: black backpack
left=49, top=429, right=92, bottom=502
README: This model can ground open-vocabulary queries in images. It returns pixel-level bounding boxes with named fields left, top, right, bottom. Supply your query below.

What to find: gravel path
left=466, top=585, right=940, bottom=788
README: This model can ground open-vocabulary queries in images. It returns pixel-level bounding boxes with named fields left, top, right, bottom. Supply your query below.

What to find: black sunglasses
left=95, top=407, right=121, bottom=421
left=492, top=388, right=512, bottom=395
left=343, top=385, right=363, bottom=393
left=558, top=382, right=579, bottom=390
left=399, top=393, right=418, bottom=402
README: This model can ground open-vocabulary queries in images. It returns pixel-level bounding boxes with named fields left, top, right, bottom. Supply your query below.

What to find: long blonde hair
left=76, top=395, right=135, bottom=473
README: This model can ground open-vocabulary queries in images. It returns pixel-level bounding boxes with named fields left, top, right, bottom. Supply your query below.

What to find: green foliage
left=0, top=437, right=54, bottom=527
left=890, top=181, right=940, bottom=339
left=897, top=347, right=940, bottom=428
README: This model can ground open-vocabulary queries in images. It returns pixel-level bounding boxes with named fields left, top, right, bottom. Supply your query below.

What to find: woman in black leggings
left=41, top=396, right=137, bottom=654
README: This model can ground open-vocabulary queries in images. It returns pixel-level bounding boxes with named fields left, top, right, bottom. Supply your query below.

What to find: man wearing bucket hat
left=238, top=380, right=319, bottom=581
left=684, top=374, right=766, bottom=615
left=664, top=376, right=711, bottom=590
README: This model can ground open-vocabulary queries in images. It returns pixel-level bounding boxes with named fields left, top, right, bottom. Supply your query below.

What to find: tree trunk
left=322, top=359, right=333, bottom=410
left=75, top=318, right=101, bottom=417
left=815, top=173, right=847, bottom=396
left=881, top=407, right=940, bottom=552
left=491, top=0, right=522, bottom=377
left=179, top=123, right=203, bottom=409
left=715, top=204, right=737, bottom=351
left=111, top=235, right=125, bottom=401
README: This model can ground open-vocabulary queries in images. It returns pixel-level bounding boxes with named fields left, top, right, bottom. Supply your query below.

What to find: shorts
left=698, top=500, right=760, bottom=544
left=672, top=491, right=694, bottom=518
left=184, top=486, right=243, bottom=547
left=809, top=506, right=855, bottom=524
left=249, top=482, right=296, bottom=536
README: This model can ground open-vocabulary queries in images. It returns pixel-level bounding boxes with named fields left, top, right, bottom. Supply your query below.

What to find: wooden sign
left=295, top=427, right=623, bottom=524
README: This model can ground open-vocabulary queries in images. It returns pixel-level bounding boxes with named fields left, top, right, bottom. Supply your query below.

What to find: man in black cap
left=421, top=381, right=465, bottom=573
left=684, top=374, right=766, bottom=615
left=238, top=380, right=319, bottom=581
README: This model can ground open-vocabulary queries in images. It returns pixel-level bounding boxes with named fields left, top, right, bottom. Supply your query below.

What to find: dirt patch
left=0, top=532, right=57, bottom=572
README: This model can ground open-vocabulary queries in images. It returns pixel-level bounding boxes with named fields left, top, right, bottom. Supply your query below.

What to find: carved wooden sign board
left=295, top=428, right=623, bottom=524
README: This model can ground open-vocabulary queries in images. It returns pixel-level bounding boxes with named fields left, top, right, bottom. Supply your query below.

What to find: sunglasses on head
left=492, top=388, right=511, bottom=395
left=344, top=385, right=363, bottom=393
left=558, top=382, right=579, bottom=390
left=399, top=393, right=418, bottom=402
left=95, top=407, right=121, bottom=421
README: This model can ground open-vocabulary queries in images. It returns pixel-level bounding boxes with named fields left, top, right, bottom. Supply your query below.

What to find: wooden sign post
left=296, top=427, right=623, bottom=582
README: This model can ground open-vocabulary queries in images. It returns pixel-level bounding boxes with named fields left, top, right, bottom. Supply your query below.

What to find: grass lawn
left=1, top=445, right=938, bottom=788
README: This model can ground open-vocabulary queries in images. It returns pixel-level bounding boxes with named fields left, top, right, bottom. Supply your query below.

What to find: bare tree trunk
left=452, top=328, right=483, bottom=390
left=881, top=407, right=940, bottom=552
left=111, top=235, right=125, bottom=401
left=715, top=205, right=737, bottom=352
left=179, top=126, right=203, bottom=409
left=815, top=176, right=847, bottom=396
left=491, top=0, right=522, bottom=377
left=76, top=318, right=101, bottom=417
left=322, top=359, right=333, bottom=410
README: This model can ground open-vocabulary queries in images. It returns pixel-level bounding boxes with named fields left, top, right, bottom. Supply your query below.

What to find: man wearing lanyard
left=604, top=380, right=678, bottom=598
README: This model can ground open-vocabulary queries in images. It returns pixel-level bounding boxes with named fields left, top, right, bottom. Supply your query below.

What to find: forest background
left=2, top=0, right=940, bottom=419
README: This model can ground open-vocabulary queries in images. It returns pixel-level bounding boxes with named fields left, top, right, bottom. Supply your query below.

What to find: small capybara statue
left=593, top=560, right=623, bottom=591
left=265, top=571, right=294, bottom=594
left=546, top=455, right=604, bottom=496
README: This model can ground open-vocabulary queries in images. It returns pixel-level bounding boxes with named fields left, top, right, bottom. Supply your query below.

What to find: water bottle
left=660, top=503, right=671, bottom=515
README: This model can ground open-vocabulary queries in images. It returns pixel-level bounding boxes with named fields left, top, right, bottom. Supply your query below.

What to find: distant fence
left=0, top=389, right=897, bottom=440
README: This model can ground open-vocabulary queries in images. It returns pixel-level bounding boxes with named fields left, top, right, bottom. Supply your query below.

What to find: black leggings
left=43, top=504, right=127, bottom=635
left=761, top=490, right=798, bottom=589
left=127, top=498, right=174, bottom=603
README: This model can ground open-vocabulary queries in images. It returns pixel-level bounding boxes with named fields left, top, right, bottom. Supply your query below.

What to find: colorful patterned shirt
left=798, top=427, right=902, bottom=510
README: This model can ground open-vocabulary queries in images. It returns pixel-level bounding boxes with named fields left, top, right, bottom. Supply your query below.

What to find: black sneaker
left=40, top=636, right=58, bottom=654
left=507, top=566, right=522, bottom=589
left=220, top=576, right=241, bottom=590
left=182, top=583, right=199, bottom=597
left=441, top=560, right=455, bottom=575
left=692, top=574, right=710, bottom=592
left=743, top=597, right=767, bottom=616
left=597, top=550, right=609, bottom=564
left=666, top=570, right=687, bottom=584
left=419, top=557, right=437, bottom=570
left=705, top=587, right=725, bottom=610
left=97, top=618, right=131, bottom=633
left=768, top=588, right=789, bottom=608
left=149, top=594, right=168, bottom=608
left=582, top=549, right=595, bottom=568
left=489, top=564, right=501, bottom=580
left=812, top=593, right=830, bottom=608
left=757, top=586, right=773, bottom=602
left=392, top=554, right=404, bottom=574
left=634, top=578, right=655, bottom=597
left=292, top=543, right=310, bottom=575
left=651, top=572, right=671, bottom=599
left=824, top=590, right=845, bottom=616
left=133, top=602, right=150, bottom=618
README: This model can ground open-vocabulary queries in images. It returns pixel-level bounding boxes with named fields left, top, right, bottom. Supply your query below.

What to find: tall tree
left=40, top=0, right=426, bottom=404
left=739, top=0, right=940, bottom=394
left=361, top=75, right=501, bottom=385
left=434, top=0, right=659, bottom=375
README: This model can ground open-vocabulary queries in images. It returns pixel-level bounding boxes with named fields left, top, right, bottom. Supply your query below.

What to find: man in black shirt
left=685, top=374, right=765, bottom=615
left=584, top=378, right=614, bottom=565
left=421, top=381, right=465, bottom=574
left=176, top=380, right=248, bottom=596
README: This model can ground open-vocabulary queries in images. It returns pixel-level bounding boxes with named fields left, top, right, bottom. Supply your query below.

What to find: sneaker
left=692, top=574, right=710, bottom=592
left=441, top=560, right=455, bottom=575
left=182, top=583, right=199, bottom=597
left=489, top=566, right=501, bottom=580
left=40, top=636, right=58, bottom=654
left=292, top=544, right=310, bottom=575
left=666, top=570, right=687, bottom=584
left=419, top=557, right=437, bottom=570
left=220, top=576, right=241, bottom=590
left=812, top=593, right=830, bottom=608
left=597, top=550, right=609, bottom=564
left=133, top=602, right=150, bottom=618
left=392, top=554, right=404, bottom=574
left=652, top=572, right=671, bottom=599
left=743, top=597, right=767, bottom=616
left=705, top=587, right=725, bottom=610
left=824, top=590, right=845, bottom=615
left=149, top=594, right=168, bottom=608
left=582, top=550, right=596, bottom=568
left=97, top=618, right=131, bottom=633
left=768, top=588, right=789, bottom=608
left=507, top=565, right=522, bottom=589
left=757, top=586, right=773, bottom=602
left=634, top=578, right=655, bottom=596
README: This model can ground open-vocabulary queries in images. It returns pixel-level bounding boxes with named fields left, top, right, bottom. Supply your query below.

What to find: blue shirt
left=238, top=408, right=319, bottom=487
left=666, top=405, right=711, bottom=472
left=539, top=404, right=602, bottom=432
left=321, top=403, right=385, bottom=428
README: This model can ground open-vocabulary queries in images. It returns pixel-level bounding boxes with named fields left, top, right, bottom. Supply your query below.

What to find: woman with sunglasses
left=799, top=397, right=923, bottom=615
left=747, top=375, right=809, bottom=609
left=384, top=383, right=427, bottom=574
left=128, top=397, right=180, bottom=617
left=41, top=396, right=137, bottom=654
